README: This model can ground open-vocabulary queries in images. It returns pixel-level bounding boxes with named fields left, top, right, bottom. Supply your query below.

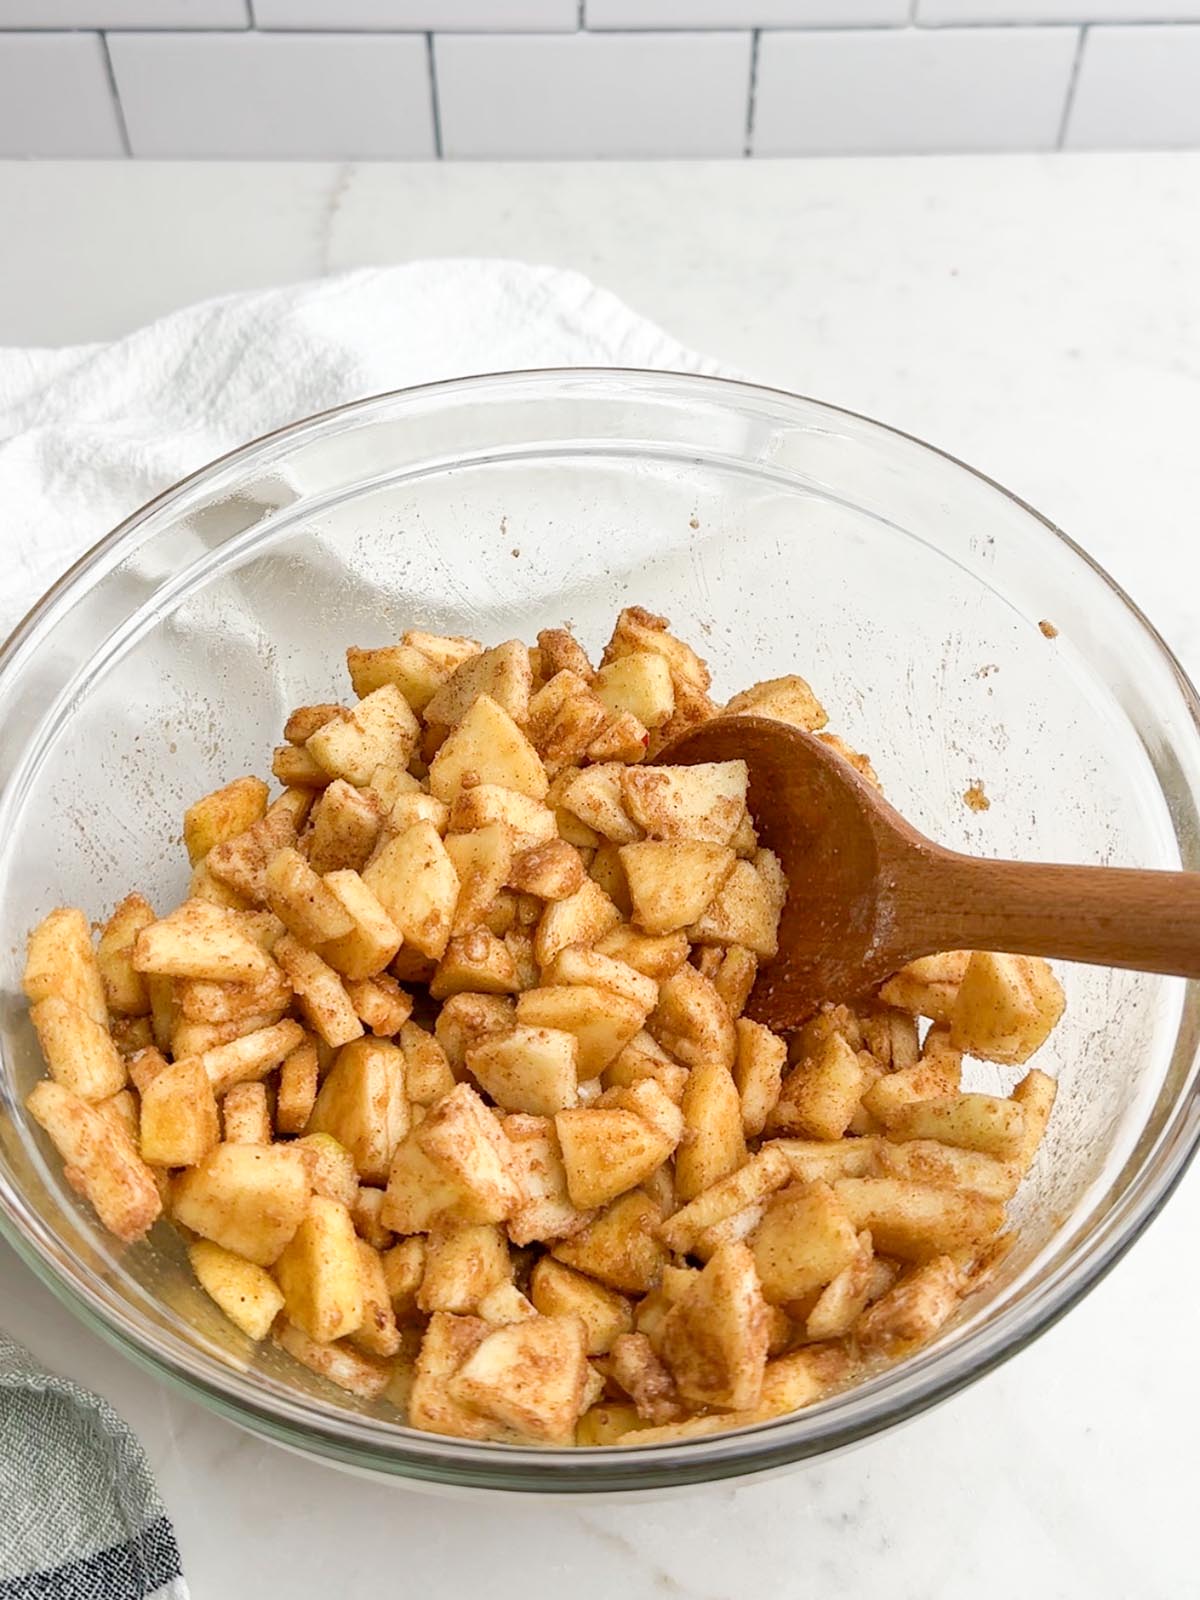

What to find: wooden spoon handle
left=898, top=848, right=1200, bottom=978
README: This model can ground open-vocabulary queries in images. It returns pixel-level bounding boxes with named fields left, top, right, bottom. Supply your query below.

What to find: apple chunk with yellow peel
left=293, top=1131, right=358, bottom=1207
left=188, top=1238, right=284, bottom=1341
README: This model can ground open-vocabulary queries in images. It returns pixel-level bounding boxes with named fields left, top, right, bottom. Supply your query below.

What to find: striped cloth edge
left=0, top=1335, right=187, bottom=1600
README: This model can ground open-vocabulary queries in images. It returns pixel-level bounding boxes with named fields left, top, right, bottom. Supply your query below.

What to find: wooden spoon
left=661, top=714, right=1200, bottom=1032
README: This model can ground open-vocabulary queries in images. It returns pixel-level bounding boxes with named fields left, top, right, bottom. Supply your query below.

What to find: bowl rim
left=2, top=364, right=1199, bottom=1492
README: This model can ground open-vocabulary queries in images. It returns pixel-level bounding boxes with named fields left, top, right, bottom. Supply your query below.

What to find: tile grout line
left=0, top=20, right=1195, bottom=34
left=1056, top=25, right=1088, bottom=149
left=98, top=30, right=131, bottom=158
left=743, top=28, right=761, bottom=159
left=427, top=32, right=444, bottom=160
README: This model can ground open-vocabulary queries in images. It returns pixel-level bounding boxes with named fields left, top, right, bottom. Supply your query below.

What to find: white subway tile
left=919, top=2, right=1200, bottom=21
left=109, top=31, right=434, bottom=157
left=436, top=30, right=752, bottom=157
left=0, top=1, right=247, bottom=25
left=1066, top=23, right=1200, bottom=147
left=0, top=32, right=124, bottom=155
left=251, top=0, right=576, bottom=28
left=586, top=1, right=907, bottom=25
left=754, top=25, right=1077, bottom=154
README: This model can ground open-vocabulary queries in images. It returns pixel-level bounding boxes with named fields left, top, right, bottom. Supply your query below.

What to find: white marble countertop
left=2, top=153, right=1199, bottom=1600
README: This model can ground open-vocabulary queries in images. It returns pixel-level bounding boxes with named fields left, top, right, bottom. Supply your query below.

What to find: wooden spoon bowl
left=661, top=715, right=1200, bottom=1032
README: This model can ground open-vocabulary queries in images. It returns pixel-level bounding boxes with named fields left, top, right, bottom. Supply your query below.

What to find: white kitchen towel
left=0, top=258, right=709, bottom=1595
left=0, top=259, right=712, bottom=636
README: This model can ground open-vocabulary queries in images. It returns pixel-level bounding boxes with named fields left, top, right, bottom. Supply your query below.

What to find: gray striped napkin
left=0, top=1336, right=187, bottom=1600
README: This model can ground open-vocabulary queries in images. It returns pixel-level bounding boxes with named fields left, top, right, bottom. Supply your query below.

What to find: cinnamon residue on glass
left=964, top=781, right=991, bottom=813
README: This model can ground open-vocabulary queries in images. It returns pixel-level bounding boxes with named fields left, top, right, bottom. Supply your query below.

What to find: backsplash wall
left=1, top=3, right=1198, bottom=158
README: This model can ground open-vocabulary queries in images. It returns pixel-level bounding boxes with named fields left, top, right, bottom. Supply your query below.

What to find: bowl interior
left=2, top=370, right=1198, bottom=1489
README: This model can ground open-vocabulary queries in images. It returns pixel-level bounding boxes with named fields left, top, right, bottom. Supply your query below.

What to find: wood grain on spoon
left=660, top=715, right=1200, bottom=1032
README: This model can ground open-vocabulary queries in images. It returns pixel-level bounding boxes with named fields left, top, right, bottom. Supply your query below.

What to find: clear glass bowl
left=1, top=368, right=1198, bottom=1495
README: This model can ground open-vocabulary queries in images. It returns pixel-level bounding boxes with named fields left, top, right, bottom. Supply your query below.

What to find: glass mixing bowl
left=1, top=368, right=1198, bottom=1495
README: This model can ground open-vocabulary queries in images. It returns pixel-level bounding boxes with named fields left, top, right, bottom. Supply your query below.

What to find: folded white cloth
left=0, top=260, right=711, bottom=636
left=0, top=258, right=710, bottom=1597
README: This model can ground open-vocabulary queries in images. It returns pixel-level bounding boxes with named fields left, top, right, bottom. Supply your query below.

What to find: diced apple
left=621, top=841, right=735, bottom=935
left=429, top=695, right=548, bottom=804
left=188, top=1238, right=285, bottom=1341
left=466, top=1024, right=579, bottom=1116
left=172, top=1143, right=310, bottom=1265
left=362, top=821, right=460, bottom=961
